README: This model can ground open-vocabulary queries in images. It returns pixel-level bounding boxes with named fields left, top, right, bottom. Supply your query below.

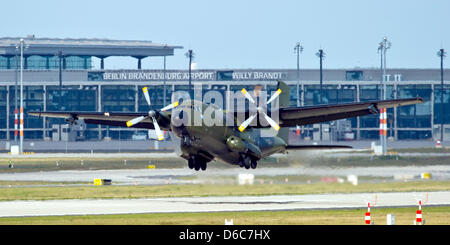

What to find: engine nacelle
left=226, top=136, right=262, bottom=160
left=226, top=136, right=247, bottom=152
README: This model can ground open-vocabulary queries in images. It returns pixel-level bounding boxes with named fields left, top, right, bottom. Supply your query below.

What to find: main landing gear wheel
left=200, top=160, right=207, bottom=171
left=239, top=154, right=258, bottom=169
left=194, top=158, right=201, bottom=171
left=188, top=157, right=194, bottom=169
left=239, top=157, right=244, bottom=168
left=244, top=156, right=250, bottom=169
left=239, top=154, right=251, bottom=169
left=189, top=155, right=207, bottom=171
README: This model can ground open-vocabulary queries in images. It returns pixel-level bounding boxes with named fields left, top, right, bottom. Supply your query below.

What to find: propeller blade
left=161, top=101, right=179, bottom=112
left=267, top=88, right=281, bottom=105
left=241, top=88, right=256, bottom=104
left=238, top=113, right=258, bottom=132
left=151, top=116, right=164, bottom=141
left=262, top=112, right=280, bottom=131
left=126, top=116, right=146, bottom=127
left=142, top=87, right=151, bottom=106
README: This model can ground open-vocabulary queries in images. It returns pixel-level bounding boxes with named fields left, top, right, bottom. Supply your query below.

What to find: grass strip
left=0, top=206, right=449, bottom=225
left=0, top=181, right=449, bottom=201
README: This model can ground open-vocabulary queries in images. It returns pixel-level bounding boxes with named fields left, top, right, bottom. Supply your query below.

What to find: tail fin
left=276, top=80, right=290, bottom=144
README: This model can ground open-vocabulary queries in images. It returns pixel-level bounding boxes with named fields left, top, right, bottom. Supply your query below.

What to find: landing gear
left=244, top=156, right=250, bottom=169
left=194, top=160, right=201, bottom=171
left=188, top=157, right=194, bottom=169
left=239, top=156, right=244, bottom=168
left=188, top=155, right=207, bottom=171
left=239, top=154, right=257, bottom=169
left=250, top=158, right=257, bottom=169
left=200, top=160, right=207, bottom=171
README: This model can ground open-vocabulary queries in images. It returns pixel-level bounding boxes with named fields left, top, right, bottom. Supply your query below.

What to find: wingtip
left=27, top=111, right=40, bottom=118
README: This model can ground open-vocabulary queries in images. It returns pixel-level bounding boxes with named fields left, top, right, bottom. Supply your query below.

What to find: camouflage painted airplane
left=29, top=81, right=423, bottom=171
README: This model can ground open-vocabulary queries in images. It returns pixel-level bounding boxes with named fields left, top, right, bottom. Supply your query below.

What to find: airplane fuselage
left=168, top=100, right=286, bottom=166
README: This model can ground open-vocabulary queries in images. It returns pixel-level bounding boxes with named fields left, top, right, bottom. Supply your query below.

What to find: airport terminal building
left=0, top=36, right=449, bottom=142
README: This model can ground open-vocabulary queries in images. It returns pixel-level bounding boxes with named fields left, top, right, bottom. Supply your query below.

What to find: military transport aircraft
left=29, top=81, right=423, bottom=171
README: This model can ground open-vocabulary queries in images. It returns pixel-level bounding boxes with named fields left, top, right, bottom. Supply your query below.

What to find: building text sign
left=88, top=70, right=289, bottom=82
left=102, top=71, right=215, bottom=81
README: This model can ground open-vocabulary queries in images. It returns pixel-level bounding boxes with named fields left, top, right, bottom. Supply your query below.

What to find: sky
left=1, top=0, right=449, bottom=70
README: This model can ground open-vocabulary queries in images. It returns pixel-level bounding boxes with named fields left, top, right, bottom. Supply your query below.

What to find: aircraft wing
left=279, top=97, right=423, bottom=127
left=28, top=111, right=156, bottom=129
left=285, top=144, right=352, bottom=150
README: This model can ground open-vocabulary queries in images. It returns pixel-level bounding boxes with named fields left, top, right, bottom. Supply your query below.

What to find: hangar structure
left=0, top=36, right=448, bottom=142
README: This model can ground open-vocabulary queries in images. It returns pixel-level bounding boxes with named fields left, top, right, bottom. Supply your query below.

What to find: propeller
left=238, top=88, right=281, bottom=132
left=126, top=87, right=179, bottom=141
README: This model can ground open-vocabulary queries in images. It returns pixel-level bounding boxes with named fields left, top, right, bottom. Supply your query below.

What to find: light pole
left=316, top=49, right=325, bottom=141
left=382, top=37, right=391, bottom=101
left=163, top=44, right=168, bottom=106
left=377, top=37, right=391, bottom=155
left=185, top=50, right=195, bottom=99
left=294, top=42, right=303, bottom=107
left=58, top=51, right=65, bottom=141
left=14, top=45, right=19, bottom=143
left=437, top=48, right=446, bottom=141
left=163, top=55, right=167, bottom=106
left=377, top=42, right=384, bottom=100
left=294, top=42, right=303, bottom=141
left=19, top=39, right=26, bottom=154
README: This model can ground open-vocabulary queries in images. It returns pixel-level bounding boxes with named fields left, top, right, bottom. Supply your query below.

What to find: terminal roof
left=0, top=36, right=183, bottom=57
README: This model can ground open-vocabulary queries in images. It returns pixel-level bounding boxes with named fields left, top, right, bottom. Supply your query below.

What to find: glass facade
left=101, top=85, right=135, bottom=140
left=7, top=86, right=44, bottom=139
left=102, top=85, right=135, bottom=112
left=0, top=55, right=92, bottom=70
left=0, top=87, right=7, bottom=130
left=303, top=85, right=357, bottom=127
left=397, top=85, right=432, bottom=128
left=433, top=84, right=450, bottom=124
left=0, top=79, right=445, bottom=141
left=138, top=85, right=173, bottom=111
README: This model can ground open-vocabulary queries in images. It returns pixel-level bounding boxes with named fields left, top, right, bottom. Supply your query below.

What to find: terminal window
left=217, top=71, right=233, bottom=81
left=346, top=71, right=363, bottom=81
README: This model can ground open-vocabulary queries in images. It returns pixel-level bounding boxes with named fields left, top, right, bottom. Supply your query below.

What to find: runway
left=0, top=164, right=449, bottom=186
left=0, top=191, right=448, bottom=217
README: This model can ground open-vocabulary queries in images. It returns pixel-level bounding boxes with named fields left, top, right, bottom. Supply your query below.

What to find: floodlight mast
left=14, top=45, right=19, bottom=143
left=294, top=42, right=304, bottom=140
left=377, top=42, right=383, bottom=100
left=437, top=48, right=447, bottom=141
left=185, top=50, right=195, bottom=99
left=316, top=49, right=325, bottom=141
left=58, top=50, right=65, bottom=142
left=382, top=37, right=391, bottom=101
left=294, top=42, right=303, bottom=107
left=378, top=36, right=391, bottom=155
left=163, top=55, right=167, bottom=105
left=19, top=39, right=25, bottom=154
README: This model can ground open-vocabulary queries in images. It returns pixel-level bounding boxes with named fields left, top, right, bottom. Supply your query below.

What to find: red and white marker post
left=414, top=200, right=424, bottom=225
left=14, top=108, right=18, bottom=138
left=365, top=202, right=371, bottom=225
